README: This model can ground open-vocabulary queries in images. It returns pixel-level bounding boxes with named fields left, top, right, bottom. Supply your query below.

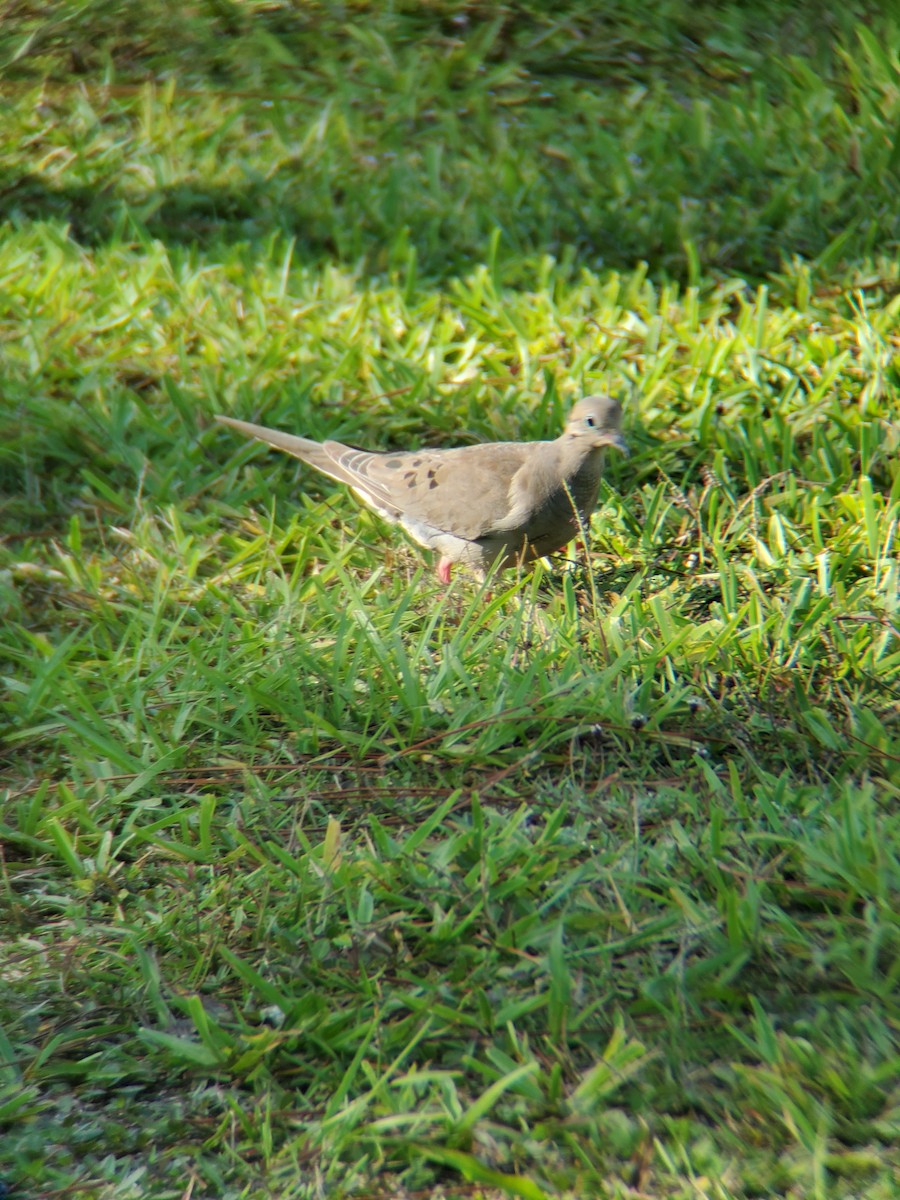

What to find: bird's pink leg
left=437, top=556, right=453, bottom=585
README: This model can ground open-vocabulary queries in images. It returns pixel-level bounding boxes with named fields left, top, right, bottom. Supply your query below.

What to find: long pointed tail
left=215, top=414, right=328, bottom=462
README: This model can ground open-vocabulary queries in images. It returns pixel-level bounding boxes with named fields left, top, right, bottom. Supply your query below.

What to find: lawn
left=1, top=3, right=898, bottom=1197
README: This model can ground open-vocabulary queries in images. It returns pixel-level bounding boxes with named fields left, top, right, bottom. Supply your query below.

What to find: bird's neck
left=566, top=447, right=605, bottom=512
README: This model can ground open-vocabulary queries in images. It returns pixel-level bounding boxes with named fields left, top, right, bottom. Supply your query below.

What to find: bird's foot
left=437, top=557, right=453, bottom=585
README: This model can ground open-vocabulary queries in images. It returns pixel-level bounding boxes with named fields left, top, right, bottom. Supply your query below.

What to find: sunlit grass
left=1, top=4, right=899, bottom=1198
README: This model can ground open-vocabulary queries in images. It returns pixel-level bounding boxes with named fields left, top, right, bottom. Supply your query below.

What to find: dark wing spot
left=384, top=458, right=403, bottom=470
left=428, top=477, right=438, bottom=489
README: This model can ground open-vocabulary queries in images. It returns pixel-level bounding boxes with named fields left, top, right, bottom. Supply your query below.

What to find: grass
left=1, top=3, right=899, bottom=1198
left=2, top=2, right=899, bottom=277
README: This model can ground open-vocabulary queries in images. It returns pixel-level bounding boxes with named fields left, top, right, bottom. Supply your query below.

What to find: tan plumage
left=217, top=396, right=627, bottom=581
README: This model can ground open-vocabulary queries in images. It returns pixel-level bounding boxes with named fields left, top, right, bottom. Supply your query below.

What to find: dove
left=216, top=395, right=627, bottom=582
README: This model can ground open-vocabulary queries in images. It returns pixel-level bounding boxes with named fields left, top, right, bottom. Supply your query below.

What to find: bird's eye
left=584, top=415, right=596, bottom=428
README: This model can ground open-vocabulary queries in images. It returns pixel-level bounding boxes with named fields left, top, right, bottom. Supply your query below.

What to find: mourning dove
left=217, top=395, right=627, bottom=582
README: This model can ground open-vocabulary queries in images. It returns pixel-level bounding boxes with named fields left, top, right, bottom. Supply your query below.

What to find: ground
left=0, top=3, right=898, bottom=1198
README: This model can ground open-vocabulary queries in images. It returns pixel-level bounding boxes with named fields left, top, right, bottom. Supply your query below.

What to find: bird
left=216, top=395, right=628, bottom=583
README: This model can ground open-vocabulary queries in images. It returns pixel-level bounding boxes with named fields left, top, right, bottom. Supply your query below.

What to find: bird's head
left=564, top=395, right=629, bottom=455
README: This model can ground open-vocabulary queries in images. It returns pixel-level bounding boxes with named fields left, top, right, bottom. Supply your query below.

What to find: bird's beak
left=604, top=432, right=630, bottom=456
